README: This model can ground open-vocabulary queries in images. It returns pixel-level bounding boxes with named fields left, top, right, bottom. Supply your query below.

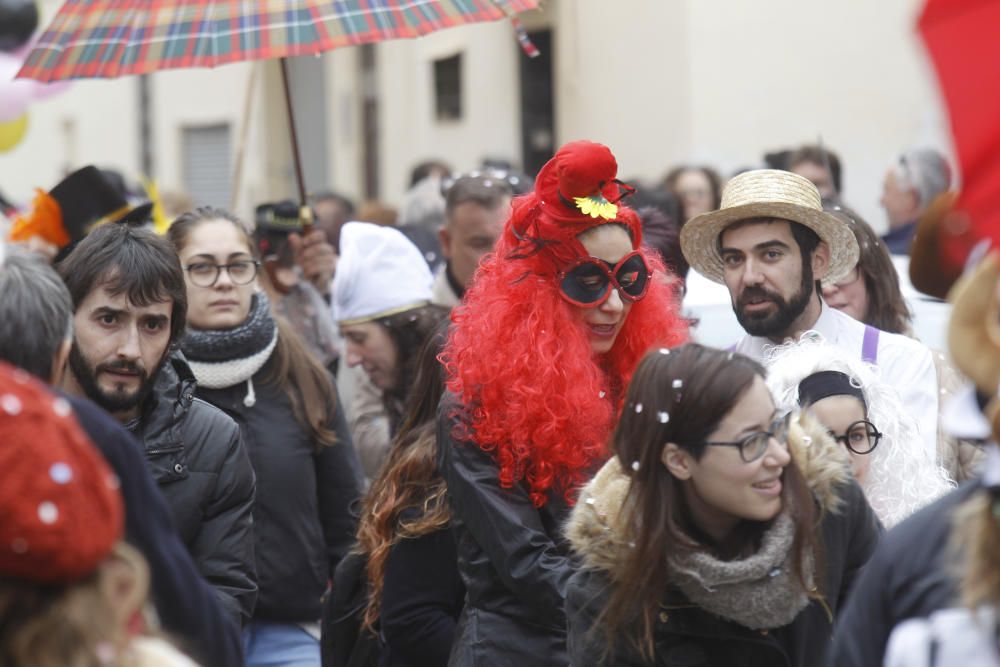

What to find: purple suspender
left=862, top=325, right=879, bottom=364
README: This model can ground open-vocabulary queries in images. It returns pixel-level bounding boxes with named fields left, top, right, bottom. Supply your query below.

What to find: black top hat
left=50, top=166, right=153, bottom=241
left=9, top=165, right=154, bottom=251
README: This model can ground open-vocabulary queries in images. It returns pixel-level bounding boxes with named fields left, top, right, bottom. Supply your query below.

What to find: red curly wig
left=443, top=141, right=689, bottom=507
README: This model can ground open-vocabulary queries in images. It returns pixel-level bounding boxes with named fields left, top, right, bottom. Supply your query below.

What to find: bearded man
left=58, top=222, right=257, bottom=627
left=680, top=169, right=939, bottom=459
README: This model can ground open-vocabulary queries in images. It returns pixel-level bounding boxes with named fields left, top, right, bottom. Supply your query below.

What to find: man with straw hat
left=680, top=169, right=939, bottom=459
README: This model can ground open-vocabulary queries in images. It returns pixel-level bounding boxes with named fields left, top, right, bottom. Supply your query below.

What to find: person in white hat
left=333, top=222, right=449, bottom=478
left=679, top=169, right=940, bottom=460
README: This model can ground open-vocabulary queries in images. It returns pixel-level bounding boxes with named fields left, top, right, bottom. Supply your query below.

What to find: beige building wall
left=371, top=20, right=525, bottom=206
left=1, top=0, right=950, bottom=234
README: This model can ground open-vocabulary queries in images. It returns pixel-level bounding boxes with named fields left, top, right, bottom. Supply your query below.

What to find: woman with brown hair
left=662, top=166, right=722, bottom=224
left=332, top=221, right=450, bottom=479
left=352, top=319, right=463, bottom=666
left=820, top=206, right=913, bottom=335
left=565, top=343, right=881, bottom=666
left=168, top=207, right=363, bottom=667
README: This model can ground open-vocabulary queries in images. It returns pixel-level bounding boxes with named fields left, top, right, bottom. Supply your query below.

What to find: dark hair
left=637, top=205, right=688, bottom=281
left=662, top=166, right=723, bottom=217
left=410, top=160, right=452, bottom=188
left=826, top=207, right=912, bottom=333
left=600, top=344, right=819, bottom=659
left=168, top=206, right=340, bottom=449
left=0, top=250, right=73, bottom=381
left=310, top=190, right=356, bottom=217
left=57, top=223, right=187, bottom=344
left=376, top=304, right=451, bottom=430
left=788, top=145, right=843, bottom=194
left=444, top=175, right=513, bottom=217
left=357, top=318, right=451, bottom=631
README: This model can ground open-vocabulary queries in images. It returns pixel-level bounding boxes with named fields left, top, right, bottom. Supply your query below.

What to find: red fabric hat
left=0, top=362, right=124, bottom=584
left=505, top=140, right=642, bottom=272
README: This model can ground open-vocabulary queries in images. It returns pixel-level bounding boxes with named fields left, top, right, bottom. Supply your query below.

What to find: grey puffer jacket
left=131, top=352, right=258, bottom=626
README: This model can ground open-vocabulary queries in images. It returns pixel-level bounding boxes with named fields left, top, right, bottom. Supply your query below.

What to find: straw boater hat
left=680, top=169, right=859, bottom=285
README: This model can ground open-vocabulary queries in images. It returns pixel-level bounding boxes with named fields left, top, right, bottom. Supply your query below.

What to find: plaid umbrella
left=18, top=0, right=540, bottom=82
left=15, top=0, right=540, bottom=242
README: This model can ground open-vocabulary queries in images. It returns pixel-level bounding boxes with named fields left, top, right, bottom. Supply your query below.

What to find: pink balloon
left=0, top=51, right=71, bottom=121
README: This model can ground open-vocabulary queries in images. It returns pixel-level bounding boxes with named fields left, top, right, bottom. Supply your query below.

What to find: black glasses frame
left=704, top=412, right=792, bottom=463
left=827, top=419, right=882, bottom=455
left=184, top=260, right=261, bottom=287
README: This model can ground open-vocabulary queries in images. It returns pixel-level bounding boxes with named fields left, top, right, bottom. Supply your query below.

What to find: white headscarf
left=332, top=222, right=433, bottom=325
left=765, top=335, right=955, bottom=527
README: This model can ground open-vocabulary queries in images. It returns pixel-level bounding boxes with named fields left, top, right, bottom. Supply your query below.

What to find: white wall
left=0, top=74, right=140, bottom=204
left=553, top=0, right=691, bottom=180
left=682, top=0, right=950, bottom=232
left=372, top=20, right=524, bottom=205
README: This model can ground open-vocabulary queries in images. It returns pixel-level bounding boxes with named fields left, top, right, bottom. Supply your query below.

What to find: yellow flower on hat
left=573, top=194, right=618, bottom=220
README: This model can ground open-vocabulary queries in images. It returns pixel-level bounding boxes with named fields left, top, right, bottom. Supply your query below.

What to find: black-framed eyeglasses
left=827, top=419, right=882, bottom=455
left=704, top=412, right=792, bottom=463
left=184, top=260, right=260, bottom=287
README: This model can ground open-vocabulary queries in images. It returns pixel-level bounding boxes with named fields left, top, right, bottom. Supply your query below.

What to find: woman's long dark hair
left=356, top=319, right=451, bottom=632
left=168, top=207, right=339, bottom=449
left=377, top=304, right=450, bottom=431
left=601, top=344, right=819, bottom=659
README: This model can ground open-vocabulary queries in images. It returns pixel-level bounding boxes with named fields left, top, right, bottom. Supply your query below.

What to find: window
left=434, top=53, right=462, bottom=122
left=181, top=123, right=231, bottom=208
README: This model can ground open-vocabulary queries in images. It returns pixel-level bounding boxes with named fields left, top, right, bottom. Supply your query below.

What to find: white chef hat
left=333, top=221, right=433, bottom=325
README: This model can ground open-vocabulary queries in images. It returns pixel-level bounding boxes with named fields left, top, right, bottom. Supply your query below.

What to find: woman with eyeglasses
left=766, top=337, right=953, bottom=527
left=168, top=207, right=364, bottom=667
left=439, top=141, right=688, bottom=666
left=564, top=343, right=882, bottom=666
left=820, top=206, right=912, bottom=336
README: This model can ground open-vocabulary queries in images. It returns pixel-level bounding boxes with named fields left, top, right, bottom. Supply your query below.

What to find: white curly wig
left=764, top=335, right=955, bottom=527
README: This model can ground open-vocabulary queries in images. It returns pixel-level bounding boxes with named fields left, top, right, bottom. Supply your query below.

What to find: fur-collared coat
left=564, top=415, right=883, bottom=667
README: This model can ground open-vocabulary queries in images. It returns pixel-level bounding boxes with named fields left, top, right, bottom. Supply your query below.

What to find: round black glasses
left=185, top=260, right=260, bottom=287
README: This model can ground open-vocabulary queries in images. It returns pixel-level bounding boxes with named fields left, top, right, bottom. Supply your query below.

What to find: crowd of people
left=0, top=134, right=996, bottom=667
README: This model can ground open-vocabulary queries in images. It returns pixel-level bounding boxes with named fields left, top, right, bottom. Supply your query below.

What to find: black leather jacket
left=131, top=353, right=257, bottom=626
left=436, top=393, right=580, bottom=667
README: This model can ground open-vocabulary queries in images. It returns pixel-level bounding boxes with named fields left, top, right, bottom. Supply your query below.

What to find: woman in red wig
left=438, top=141, right=688, bottom=665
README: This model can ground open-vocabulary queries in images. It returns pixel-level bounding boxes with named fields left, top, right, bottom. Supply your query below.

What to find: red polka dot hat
left=0, top=362, right=124, bottom=583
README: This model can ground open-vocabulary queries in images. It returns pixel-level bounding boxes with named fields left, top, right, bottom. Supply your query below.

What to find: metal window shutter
left=182, top=124, right=232, bottom=208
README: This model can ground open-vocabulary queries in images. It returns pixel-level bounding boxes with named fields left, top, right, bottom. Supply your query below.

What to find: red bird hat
left=505, top=140, right=641, bottom=271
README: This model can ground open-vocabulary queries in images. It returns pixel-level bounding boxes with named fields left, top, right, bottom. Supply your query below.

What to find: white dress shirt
left=735, top=304, right=939, bottom=459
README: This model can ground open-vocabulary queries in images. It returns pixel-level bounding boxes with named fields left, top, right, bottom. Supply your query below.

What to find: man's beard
left=733, top=261, right=814, bottom=338
left=68, top=343, right=162, bottom=415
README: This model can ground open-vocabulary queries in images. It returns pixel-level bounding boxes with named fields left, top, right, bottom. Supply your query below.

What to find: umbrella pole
left=279, top=57, right=313, bottom=233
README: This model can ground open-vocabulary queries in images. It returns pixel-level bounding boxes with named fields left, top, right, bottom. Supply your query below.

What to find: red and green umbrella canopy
left=18, top=0, right=539, bottom=82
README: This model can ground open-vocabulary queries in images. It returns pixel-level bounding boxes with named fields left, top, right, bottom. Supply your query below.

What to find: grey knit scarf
left=182, top=292, right=276, bottom=363
left=181, top=293, right=278, bottom=405
left=668, top=513, right=814, bottom=630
